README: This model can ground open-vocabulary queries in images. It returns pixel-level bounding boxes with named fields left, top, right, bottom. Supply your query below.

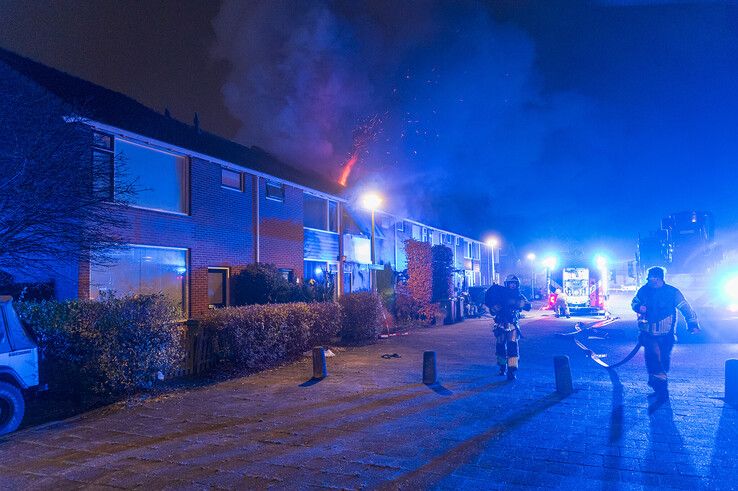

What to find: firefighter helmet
left=504, top=275, right=520, bottom=289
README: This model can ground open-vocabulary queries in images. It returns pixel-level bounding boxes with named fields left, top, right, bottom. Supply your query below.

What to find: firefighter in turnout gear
left=631, top=267, right=701, bottom=400
left=485, top=275, right=532, bottom=380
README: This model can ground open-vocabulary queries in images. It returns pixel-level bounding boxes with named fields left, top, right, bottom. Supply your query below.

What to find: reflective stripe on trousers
left=495, top=327, right=519, bottom=368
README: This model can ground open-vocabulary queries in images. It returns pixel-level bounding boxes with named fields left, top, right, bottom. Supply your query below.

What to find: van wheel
left=0, top=382, right=25, bottom=435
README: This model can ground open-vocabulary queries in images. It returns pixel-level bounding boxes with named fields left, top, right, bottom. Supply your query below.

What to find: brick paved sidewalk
left=1, top=314, right=737, bottom=490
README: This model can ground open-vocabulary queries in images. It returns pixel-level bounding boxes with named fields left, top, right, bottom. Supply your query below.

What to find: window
left=92, top=131, right=114, bottom=200
left=465, top=241, right=473, bottom=258
left=411, top=225, right=421, bottom=240
left=208, top=268, right=228, bottom=308
left=304, top=194, right=338, bottom=232
left=304, top=194, right=326, bottom=229
left=396, top=221, right=405, bottom=232
left=265, top=180, right=285, bottom=201
left=90, top=245, right=188, bottom=316
left=279, top=268, right=294, bottom=282
left=117, top=139, right=188, bottom=213
left=221, top=168, right=242, bottom=190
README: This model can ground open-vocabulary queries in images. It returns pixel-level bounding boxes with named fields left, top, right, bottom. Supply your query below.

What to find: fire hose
left=560, top=317, right=642, bottom=369
left=573, top=338, right=642, bottom=369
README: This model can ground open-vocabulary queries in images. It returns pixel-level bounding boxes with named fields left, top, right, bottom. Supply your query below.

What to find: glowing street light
left=361, top=192, right=383, bottom=290
left=361, top=192, right=382, bottom=212
left=542, top=256, right=558, bottom=270
left=526, top=252, right=536, bottom=262
left=485, top=237, right=500, bottom=285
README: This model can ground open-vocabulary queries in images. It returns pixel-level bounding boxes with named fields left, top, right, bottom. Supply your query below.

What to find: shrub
left=431, top=244, right=454, bottom=301
left=338, top=291, right=384, bottom=344
left=307, top=301, right=343, bottom=346
left=402, top=239, right=436, bottom=322
left=201, top=302, right=341, bottom=370
left=15, top=294, right=182, bottom=400
left=232, top=263, right=294, bottom=305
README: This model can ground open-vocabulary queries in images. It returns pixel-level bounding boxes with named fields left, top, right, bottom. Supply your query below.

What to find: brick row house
left=1, top=47, right=496, bottom=318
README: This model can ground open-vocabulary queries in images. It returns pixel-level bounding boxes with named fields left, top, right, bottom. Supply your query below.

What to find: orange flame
left=338, top=152, right=358, bottom=186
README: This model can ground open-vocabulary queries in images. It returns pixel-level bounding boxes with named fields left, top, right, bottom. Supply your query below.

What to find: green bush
left=201, top=302, right=341, bottom=370
left=232, top=263, right=293, bottom=305
left=338, top=291, right=384, bottom=344
left=232, top=263, right=335, bottom=304
left=15, top=294, right=182, bottom=400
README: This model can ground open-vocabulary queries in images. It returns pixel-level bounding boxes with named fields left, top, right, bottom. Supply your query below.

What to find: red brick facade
left=257, top=178, right=305, bottom=279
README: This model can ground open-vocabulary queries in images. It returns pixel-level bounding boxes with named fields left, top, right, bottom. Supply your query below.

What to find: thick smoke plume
left=211, top=1, right=601, bottom=243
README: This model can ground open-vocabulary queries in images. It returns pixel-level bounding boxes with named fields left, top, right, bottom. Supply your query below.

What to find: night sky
left=2, top=0, right=737, bottom=259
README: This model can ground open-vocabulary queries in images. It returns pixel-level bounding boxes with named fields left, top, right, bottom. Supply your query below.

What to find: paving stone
left=1, top=311, right=736, bottom=489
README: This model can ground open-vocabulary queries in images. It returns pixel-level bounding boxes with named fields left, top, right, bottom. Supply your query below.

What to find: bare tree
left=0, top=66, right=134, bottom=276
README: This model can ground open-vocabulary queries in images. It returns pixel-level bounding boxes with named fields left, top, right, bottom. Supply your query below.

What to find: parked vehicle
left=0, top=296, right=41, bottom=435
left=548, top=266, right=607, bottom=316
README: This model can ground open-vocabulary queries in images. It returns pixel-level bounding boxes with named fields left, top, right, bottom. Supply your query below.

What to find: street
left=1, top=293, right=737, bottom=490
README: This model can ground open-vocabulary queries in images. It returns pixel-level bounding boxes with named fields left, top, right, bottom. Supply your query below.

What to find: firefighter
left=631, top=266, right=701, bottom=400
left=486, top=275, right=532, bottom=380
left=554, top=288, right=571, bottom=318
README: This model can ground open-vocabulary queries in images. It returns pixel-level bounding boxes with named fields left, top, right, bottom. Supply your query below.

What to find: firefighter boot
left=507, top=367, right=517, bottom=381
left=497, top=365, right=507, bottom=376
left=648, top=375, right=669, bottom=401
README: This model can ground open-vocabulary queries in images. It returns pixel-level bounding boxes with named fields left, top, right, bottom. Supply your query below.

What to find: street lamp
left=526, top=253, right=536, bottom=298
left=361, top=192, right=383, bottom=290
left=542, top=255, right=558, bottom=294
left=485, top=237, right=499, bottom=285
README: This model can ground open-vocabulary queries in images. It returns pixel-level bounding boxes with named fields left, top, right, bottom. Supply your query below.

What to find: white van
left=0, top=296, right=41, bottom=435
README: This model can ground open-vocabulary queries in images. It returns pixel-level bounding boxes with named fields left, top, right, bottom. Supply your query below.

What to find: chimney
left=164, top=108, right=171, bottom=118
left=193, top=112, right=200, bottom=133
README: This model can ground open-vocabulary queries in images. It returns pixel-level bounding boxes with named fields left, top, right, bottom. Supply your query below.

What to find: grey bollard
left=312, top=347, right=327, bottom=379
left=423, top=351, right=437, bottom=385
left=554, top=355, right=573, bottom=395
left=726, top=359, right=738, bottom=405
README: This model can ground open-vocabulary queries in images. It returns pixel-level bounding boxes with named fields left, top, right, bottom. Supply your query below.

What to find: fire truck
left=547, top=263, right=608, bottom=316
left=637, top=211, right=728, bottom=316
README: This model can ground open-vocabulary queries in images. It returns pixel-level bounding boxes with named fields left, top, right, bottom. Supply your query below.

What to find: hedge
left=14, top=294, right=183, bottom=400
left=338, top=291, right=384, bottom=344
left=201, top=302, right=342, bottom=370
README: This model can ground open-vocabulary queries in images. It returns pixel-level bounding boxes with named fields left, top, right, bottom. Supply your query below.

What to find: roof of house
left=0, top=46, right=344, bottom=197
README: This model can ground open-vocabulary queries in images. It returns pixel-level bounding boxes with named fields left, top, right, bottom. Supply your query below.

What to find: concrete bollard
left=554, top=355, right=573, bottom=395
left=726, top=359, right=738, bottom=405
left=423, top=351, right=437, bottom=385
left=312, top=347, right=327, bottom=380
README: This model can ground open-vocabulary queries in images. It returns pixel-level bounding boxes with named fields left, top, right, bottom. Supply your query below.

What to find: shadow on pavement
left=642, top=401, right=702, bottom=488
left=709, top=403, right=738, bottom=487
left=601, top=368, right=626, bottom=491
left=299, top=378, right=324, bottom=387
left=426, top=382, right=453, bottom=396
left=607, top=369, right=625, bottom=444
left=381, top=391, right=569, bottom=490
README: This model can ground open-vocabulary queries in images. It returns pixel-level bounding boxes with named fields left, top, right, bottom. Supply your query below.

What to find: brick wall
left=82, top=153, right=255, bottom=318
left=257, top=178, right=305, bottom=279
